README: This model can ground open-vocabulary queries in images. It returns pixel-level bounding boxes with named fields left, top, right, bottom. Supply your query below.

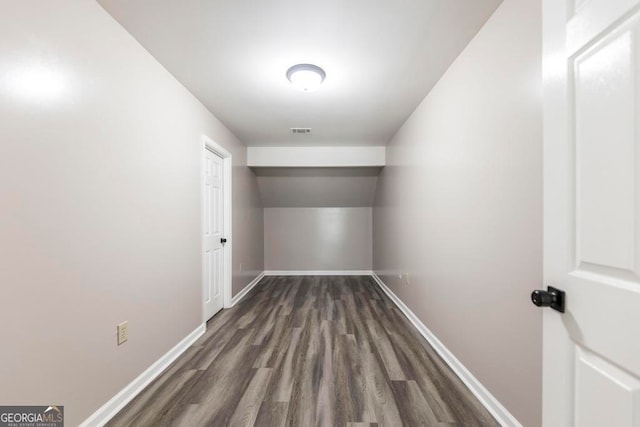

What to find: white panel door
left=203, top=148, right=224, bottom=320
left=543, top=0, right=640, bottom=425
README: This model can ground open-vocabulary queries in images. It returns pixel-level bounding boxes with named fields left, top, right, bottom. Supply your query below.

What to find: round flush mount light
left=286, top=64, right=326, bottom=92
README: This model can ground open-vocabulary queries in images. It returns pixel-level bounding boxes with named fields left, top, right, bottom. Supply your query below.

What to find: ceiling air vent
left=290, top=128, right=311, bottom=134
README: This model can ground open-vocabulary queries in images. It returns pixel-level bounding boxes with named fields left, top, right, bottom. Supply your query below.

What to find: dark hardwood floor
left=107, top=276, right=499, bottom=426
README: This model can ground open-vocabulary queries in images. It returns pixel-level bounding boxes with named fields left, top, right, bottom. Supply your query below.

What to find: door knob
left=531, top=286, right=565, bottom=313
left=220, top=238, right=227, bottom=244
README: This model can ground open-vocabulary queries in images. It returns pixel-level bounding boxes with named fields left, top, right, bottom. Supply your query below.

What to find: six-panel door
left=544, top=0, right=640, bottom=425
left=203, top=148, right=224, bottom=320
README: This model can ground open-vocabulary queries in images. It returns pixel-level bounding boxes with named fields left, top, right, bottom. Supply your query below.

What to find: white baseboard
left=80, top=273, right=519, bottom=427
left=264, top=270, right=373, bottom=276
left=370, top=273, right=522, bottom=427
left=230, top=272, right=265, bottom=307
left=80, top=324, right=206, bottom=427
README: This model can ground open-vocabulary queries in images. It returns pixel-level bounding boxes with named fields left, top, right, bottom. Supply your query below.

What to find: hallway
left=1, top=0, right=544, bottom=425
left=107, top=276, right=497, bottom=426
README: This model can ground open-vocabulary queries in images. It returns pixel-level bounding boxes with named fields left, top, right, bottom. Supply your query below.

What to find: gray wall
left=0, top=0, right=262, bottom=425
left=265, top=208, right=372, bottom=271
left=372, top=0, right=542, bottom=425
left=255, top=167, right=381, bottom=208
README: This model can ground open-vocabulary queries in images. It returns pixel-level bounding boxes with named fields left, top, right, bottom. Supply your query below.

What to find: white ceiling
left=97, top=0, right=501, bottom=147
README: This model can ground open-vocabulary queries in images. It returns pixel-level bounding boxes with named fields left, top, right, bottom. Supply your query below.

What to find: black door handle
left=220, top=238, right=227, bottom=244
left=531, top=286, right=565, bottom=313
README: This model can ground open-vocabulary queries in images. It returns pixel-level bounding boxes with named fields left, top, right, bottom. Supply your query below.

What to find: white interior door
left=543, top=0, right=640, bottom=425
left=203, top=148, right=225, bottom=320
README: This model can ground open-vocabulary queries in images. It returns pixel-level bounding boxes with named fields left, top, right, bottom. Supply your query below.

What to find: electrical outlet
left=239, top=263, right=243, bottom=273
left=117, top=321, right=128, bottom=346
left=403, top=273, right=411, bottom=286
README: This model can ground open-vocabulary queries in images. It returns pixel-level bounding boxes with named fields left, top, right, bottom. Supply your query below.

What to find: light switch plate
left=117, top=321, right=128, bottom=345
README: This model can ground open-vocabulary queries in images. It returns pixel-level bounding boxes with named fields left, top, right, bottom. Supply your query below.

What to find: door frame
left=201, top=134, right=233, bottom=320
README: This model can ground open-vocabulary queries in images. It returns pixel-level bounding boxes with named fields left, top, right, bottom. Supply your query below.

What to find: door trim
left=202, top=135, right=233, bottom=318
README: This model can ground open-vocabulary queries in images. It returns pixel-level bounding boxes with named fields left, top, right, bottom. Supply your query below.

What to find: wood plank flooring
left=107, top=276, right=499, bottom=426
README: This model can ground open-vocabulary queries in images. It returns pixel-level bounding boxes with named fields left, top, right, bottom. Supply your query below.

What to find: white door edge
left=202, top=134, right=233, bottom=319
left=542, top=0, right=640, bottom=424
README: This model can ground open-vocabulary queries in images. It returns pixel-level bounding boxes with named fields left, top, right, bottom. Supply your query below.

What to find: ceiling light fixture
left=286, top=64, right=326, bottom=92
